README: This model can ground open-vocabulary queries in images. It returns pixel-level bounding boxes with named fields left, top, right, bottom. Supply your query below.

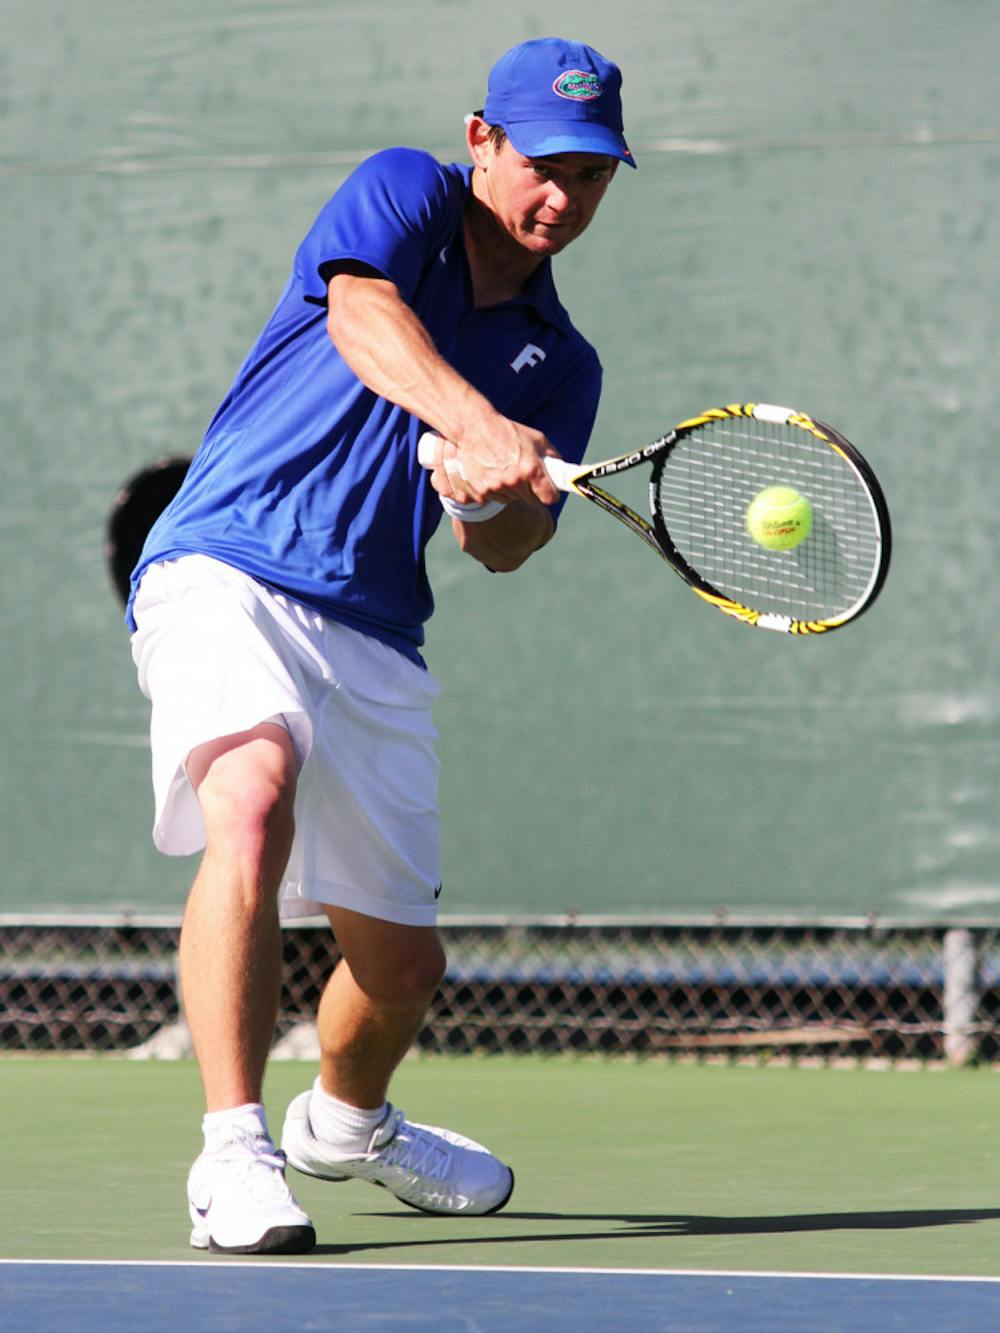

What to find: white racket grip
left=539, top=456, right=577, bottom=493
left=417, top=432, right=575, bottom=494
left=417, top=432, right=444, bottom=469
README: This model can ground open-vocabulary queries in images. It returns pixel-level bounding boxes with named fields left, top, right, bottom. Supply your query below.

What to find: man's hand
left=426, top=428, right=560, bottom=510
left=431, top=423, right=560, bottom=509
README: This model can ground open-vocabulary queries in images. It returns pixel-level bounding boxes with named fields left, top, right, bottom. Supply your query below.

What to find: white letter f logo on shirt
left=510, top=343, right=546, bottom=374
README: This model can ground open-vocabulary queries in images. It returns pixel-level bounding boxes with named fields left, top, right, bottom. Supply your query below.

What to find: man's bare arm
left=450, top=499, right=555, bottom=572
left=326, top=267, right=559, bottom=507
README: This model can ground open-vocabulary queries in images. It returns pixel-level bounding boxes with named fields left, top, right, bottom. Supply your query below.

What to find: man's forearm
left=327, top=270, right=559, bottom=506
left=451, top=500, right=554, bottom=572
left=327, top=271, right=499, bottom=446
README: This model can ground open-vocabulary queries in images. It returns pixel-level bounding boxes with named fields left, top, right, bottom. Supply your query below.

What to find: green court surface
left=4, top=1055, right=999, bottom=1276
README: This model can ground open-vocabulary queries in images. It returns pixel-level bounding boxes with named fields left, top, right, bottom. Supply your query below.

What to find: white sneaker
left=187, top=1127, right=316, bottom=1254
left=281, top=1092, right=515, bottom=1216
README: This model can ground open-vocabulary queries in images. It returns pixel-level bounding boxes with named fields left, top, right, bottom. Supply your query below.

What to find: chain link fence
left=3, top=914, right=998, bottom=1065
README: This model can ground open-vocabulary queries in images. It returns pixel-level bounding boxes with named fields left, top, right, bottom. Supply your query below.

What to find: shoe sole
left=193, top=1224, right=317, bottom=1255
left=286, top=1153, right=516, bottom=1217
left=396, top=1167, right=516, bottom=1217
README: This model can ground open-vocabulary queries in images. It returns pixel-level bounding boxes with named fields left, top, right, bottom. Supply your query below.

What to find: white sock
left=307, top=1077, right=387, bottom=1154
left=202, top=1102, right=272, bottom=1153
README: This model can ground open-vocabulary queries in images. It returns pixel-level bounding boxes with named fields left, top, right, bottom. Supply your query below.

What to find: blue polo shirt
left=128, top=148, right=603, bottom=662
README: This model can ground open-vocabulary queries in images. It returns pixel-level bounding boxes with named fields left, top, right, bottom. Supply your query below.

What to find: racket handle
left=540, top=456, right=576, bottom=493
left=416, top=433, right=574, bottom=493
left=417, top=432, right=444, bottom=469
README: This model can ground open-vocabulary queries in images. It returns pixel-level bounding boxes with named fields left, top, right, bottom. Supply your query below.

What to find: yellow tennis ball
left=746, top=485, right=813, bottom=551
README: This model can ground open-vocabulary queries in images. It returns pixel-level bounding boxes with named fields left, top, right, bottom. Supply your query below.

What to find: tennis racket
left=418, top=402, right=891, bottom=634
left=105, top=455, right=191, bottom=606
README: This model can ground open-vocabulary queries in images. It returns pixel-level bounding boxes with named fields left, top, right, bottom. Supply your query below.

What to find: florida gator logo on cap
left=552, top=70, right=602, bottom=101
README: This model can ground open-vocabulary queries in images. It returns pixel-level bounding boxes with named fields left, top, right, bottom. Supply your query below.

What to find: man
left=128, top=36, right=634, bottom=1254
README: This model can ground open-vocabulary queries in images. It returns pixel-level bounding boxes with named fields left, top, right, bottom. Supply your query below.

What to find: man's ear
left=465, top=115, right=494, bottom=169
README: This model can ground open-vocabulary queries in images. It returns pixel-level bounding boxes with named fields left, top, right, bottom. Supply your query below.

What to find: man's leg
left=180, top=720, right=297, bottom=1109
left=281, top=907, right=515, bottom=1216
left=180, top=720, right=315, bottom=1254
left=316, top=907, right=446, bottom=1108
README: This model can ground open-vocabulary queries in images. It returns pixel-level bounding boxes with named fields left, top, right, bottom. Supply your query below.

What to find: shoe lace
left=221, top=1128, right=293, bottom=1202
left=377, top=1113, right=452, bottom=1182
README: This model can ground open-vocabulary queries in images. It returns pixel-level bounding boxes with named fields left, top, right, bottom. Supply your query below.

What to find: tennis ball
left=746, top=485, right=813, bottom=551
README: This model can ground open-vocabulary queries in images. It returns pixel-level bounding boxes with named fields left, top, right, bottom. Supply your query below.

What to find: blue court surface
left=4, top=1262, right=1000, bottom=1332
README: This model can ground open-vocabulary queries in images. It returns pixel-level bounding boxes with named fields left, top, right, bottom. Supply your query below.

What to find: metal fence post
left=943, top=928, right=981, bottom=1066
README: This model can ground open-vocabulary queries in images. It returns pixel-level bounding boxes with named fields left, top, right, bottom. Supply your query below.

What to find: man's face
left=478, top=138, right=618, bottom=257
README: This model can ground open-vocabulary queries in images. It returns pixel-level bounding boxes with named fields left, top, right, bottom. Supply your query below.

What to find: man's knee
left=389, top=937, right=447, bottom=1009
left=334, top=919, right=446, bottom=1011
left=192, top=723, right=297, bottom=867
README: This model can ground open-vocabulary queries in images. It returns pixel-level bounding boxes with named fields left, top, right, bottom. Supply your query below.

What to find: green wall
left=3, top=1, right=998, bottom=919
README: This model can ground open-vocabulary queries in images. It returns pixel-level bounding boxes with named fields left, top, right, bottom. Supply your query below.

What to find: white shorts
left=130, top=555, right=441, bottom=926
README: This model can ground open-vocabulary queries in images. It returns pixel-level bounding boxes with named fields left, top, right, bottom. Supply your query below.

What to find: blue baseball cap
left=482, top=37, right=636, bottom=168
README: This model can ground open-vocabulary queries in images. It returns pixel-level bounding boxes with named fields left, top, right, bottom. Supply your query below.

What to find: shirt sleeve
left=294, top=148, right=459, bottom=306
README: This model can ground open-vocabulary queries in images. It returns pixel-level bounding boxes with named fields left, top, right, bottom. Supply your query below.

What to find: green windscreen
left=3, top=1, right=997, bottom=921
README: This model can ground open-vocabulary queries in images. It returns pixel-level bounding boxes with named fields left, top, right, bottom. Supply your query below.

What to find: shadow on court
left=305, top=1208, right=1000, bottom=1257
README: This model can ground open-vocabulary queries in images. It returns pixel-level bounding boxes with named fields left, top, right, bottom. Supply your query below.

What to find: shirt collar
left=518, top=257, right=568, bottom=325
left=455, top=163, right=573, bottom=330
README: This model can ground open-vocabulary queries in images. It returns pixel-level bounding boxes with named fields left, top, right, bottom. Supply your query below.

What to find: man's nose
left=544, top=181, right=574, bottom=214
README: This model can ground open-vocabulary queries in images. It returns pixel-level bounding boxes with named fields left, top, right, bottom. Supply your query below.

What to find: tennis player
left=128, top=36, right=634, bottom=1254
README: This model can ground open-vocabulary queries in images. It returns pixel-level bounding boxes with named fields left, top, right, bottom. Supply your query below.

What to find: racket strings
left=655, top=419, right=881, bottom=620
